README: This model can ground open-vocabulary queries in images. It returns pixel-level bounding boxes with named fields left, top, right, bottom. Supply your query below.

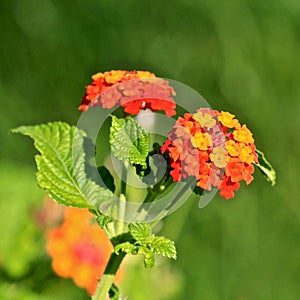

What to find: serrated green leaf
left=128, top=222, right=152, bottom=244
left=150, top=236, right=177, bottom=260
left=118, top=222, right=176, bottom=269
left=137, top=246, right=155, bottom=268
left=12, top=122, right=114, bottom=209
left=255, top=149, right=276, bottom=186
left=114, top=242, right=136, bottom=255
left=109, top=115, right=150, bottom=167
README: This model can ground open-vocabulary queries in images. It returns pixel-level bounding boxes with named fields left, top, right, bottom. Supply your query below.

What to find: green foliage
left=150, top=236, right=177, bottom=260
left=109, top=115, right=150, bottom=168
left=114, top=242, right=136, bottom=255
left=0, top=165, right=90, bottom=300
left=12, top=122, right=114, bottom=209
left=114, top=222, right=177, bottom=268
left=95, top=214, right=112, bottom=228
left=255, top=149, right=276, bottom=186
left=137, top=246, right=155, bottom=268
left=128, top=222, right=152, bottom=244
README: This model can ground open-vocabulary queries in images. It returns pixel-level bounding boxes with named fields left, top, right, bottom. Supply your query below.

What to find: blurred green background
left=1, top=0, right=300, bottom=299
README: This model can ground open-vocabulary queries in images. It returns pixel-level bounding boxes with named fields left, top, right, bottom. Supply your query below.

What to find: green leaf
left=255, top=149, right=276, bottom=186
left=150, top=236, right=177, bottom=259
left=12, top=122, right=114, bottom=209
left=137, top=246, right=155, bottom=268
left=114, top=242, right=136, bottom=255
left=114, top=222, right=177, bottom=269
left=109, top=115, right=150, bottom=167
left=128, top=222, right=152, bottom=244
left=96, top=214, right=112, bottom=228
left=129, top=222, right=176, bottom=266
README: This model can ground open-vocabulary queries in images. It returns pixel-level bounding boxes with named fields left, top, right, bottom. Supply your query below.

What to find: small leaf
left=150, top=236, right=177, bottom=260
left=12, top=122, right=114, bottom=209
left=109, top=115, right=150, bottom=167
left=118, top=222, right=177, bottom=269
left=128, top=222, right=152, bottom=245
left=114, top=242, right=136, bottom=255
left=137, top=246, right=155, bottom=268
left=255, top=149, right=276, bottom=186
left=96, top=214, right=112, bottom=228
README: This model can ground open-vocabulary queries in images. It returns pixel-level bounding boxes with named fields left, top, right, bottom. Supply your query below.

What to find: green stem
left=115, top=194, right=126, bottom=235
left=143, top=188, right=157, bottom=203
left=114, top=162, right=128, bottom=235
left=150, top=178, right=195, bottom=226
left=120, top=162, right=128, bottom=196
left=92, top=252, right=126, bottom=300
left=135, top=177, right=174, bottom=221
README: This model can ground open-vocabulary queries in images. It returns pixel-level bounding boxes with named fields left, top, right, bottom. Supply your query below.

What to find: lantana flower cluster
left=46, top=207, right=121, bottom=295
left=161, top=109, right=258, bottom=199
left=79, top=70, right=176, bottom=116
left=78, top=69, right=260, bottom=200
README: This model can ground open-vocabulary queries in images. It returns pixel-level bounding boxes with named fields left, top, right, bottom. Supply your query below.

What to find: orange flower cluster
left=79, top=70, right=176, bottom=116
left=46, top=207, right=121, bottom=295
left=161, top=109, right=258, bottom=199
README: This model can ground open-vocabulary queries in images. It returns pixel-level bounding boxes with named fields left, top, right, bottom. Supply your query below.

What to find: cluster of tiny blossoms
left=46, top=207, right=121, bottom=295
left=79, top=70, right=176, bottom=116
left=161, top=109, right=258, bottom=199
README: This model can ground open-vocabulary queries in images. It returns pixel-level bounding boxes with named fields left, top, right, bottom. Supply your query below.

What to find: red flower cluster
left=161, top=109, right=258, bottom=199
left=79, top=70, right=176, bottom=116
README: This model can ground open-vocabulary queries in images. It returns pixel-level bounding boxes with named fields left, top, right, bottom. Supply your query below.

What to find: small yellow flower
left=191, top=132, right=212, bottom=150
left=239, top=145, right=255, bottom=164
left=105, top=70, right=126, bottom=84
left=136, top=71, right=155, bottom=78
left=233, top=124, right=254, bottom=143
left=218, top=111, right=239, bottom=128
left=225, top=140, right=241, bottom=156
left=91, top=72, right=104, bottom=80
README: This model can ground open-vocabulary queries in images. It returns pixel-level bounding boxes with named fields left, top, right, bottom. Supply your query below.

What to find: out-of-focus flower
left=46, top=207, right=122, bottom=295
left=79, top=70, right=176, bottom=116
left=161, top=109, right=258, bottom=199
left=34, top=196, right=65, bottom=228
